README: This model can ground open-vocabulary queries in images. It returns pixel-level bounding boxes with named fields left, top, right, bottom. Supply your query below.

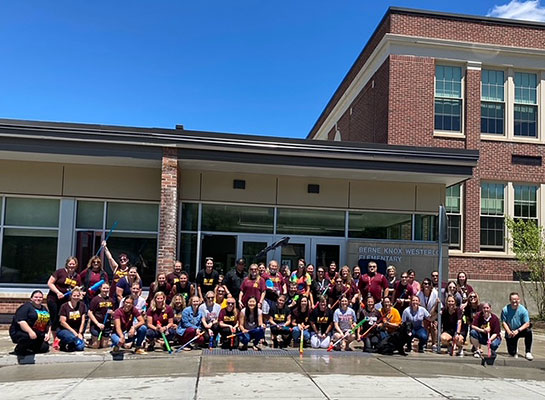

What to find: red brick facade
left=313, top=8, right=545, bottom=281
left=157, top=147, right=179, bottom=275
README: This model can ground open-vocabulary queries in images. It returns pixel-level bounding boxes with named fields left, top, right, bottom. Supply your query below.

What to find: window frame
left=480, top=182, right=506, bottom=252
left=481, top=69, right=506, bottom=136
left=434, top=64, right=464, bottom=135
left=514, top=71, right=539, bottom=139
left=445, top=183, right=463, bottom=250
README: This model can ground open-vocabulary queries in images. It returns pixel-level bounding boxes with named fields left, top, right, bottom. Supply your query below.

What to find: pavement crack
left=54, top=360, right=105, bottom=399
left=193, top=354, right=203, bottom=400
left=377, top=357, right=450, bottom=399
left=291, top=355, right=331, bottom=400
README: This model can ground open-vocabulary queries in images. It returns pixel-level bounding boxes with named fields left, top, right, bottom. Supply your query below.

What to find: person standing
left=196, top=257, right=220, bottom=302
left=224, top=258, right=246, bottom=304
left=166, top=260, right=184, bottom=287
left=239, top=263, right=267, bottom=309
left=501, top=292, right=533, bottom=360
left=360, top=261, right=389, bottom=305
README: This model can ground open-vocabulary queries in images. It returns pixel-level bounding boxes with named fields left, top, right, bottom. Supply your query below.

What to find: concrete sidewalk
left=1, top=329, right=544, bottom=369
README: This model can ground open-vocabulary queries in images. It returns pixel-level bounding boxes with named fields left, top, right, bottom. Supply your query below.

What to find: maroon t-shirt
left=59, top=301, right=86, bottom=331
left=47, top=268, right=82, bottom=299
left=472, top=311, right=501, bottom=336
left=89, top=295, right=114, bottom=328
left=148, top=305, right=174, bottom=327
left=114, top=306, right=141, bottom=332
left=240, top=276, right=267, bottom=306
left=166, top=272, right=181, bottom=287
left=393, top=281, right=414, bottom=312
left=360, top=273, right=388, bottom=302
left=218, top=308, right=238, bottom=326
left=79, top=268, right=108, bottom=295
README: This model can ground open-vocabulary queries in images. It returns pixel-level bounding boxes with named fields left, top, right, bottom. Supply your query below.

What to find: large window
left=349, top=212, right=412, bottom=240
left=514, top=72, right=538, bottom=138
left=481, top=69, right=505, bottom=135
left=1, top=197, right=60, bottom=284
left=445, top=184, right=462, bottom=249
left=76, top=200, right=159, bottom=286
left=480, top=183, right=505, bottom=250
left=514, top=185, right=538, bottom=223
left=435, top=65, right=462, bottom=132
left=277, top=208, right=345, bottom=237
left=201, top=204, right=273, bottom=234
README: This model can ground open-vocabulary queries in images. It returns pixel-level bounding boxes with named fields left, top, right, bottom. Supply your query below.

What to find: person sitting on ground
left=88, top=282, right=114, bottom=348
left=359, top=296, right=383, bottom=352
left=501, top=292, right=533, bottom=360
left=116, top=265, right=142, bottom=304
left=218, top=298, right=239, bottom=349
left=239, top=263, right=267, bottom=309
left=176, top=296, right=205, bottom=350
left=417, top=278, right=440, bottom=351
left=402, top=295, right=432, bottom=353
left=332, top=296, right=357, bottom=351
left=289, top=295, right=311, bottom=348
left=470, top=302, right=501, bottom=359
left=112, top=296, right=147, bottom=354
left=146, top=291, right=175, bottom=351
left=146, top=272, right=172, bottom=306
left=393, top=272, right=414, bottom=314
left=10, top=290, right=51, bottom=355
left=441, top=294, right=464, bottom=356
left=380, top=296, right=401, bottom=335
left=199, top=290, right=222, bottom=347
left=57, top=288, right=86, bottom=352
left=170, top=271, right=195, bottom=305
left=310, top=266, right=331, bottom=308
left=196, top=257, right=219, bottom=302
left=268, top=294, right=292, bottom=348
left=309, top=295, right=333, bottom=349
left=239, top=296, right=266, bottom=351
left=170, top=294, right=186, bottom=327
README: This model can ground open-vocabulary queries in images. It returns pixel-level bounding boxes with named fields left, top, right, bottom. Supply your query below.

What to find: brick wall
left=0, top=298, right=26, bottom=316
left=157, top=147, right=179, bottom=275
left=449, top=256, right=525, bottom=281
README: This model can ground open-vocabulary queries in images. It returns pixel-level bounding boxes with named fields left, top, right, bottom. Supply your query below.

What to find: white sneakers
left=457, top=348, right=464, bottom=357
left=526, top=352, right=534, bottom=361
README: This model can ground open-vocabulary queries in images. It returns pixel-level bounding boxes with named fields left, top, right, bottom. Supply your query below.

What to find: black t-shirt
left=223, top=268, right=245, bottom=299
left=310, top=307, right=333, bottom=334
left=10, top=302, right=51, bottom=336
left=196, top=269, right=219, bottom=294
left=174, top=282, right=194, bottom=303
left=291, top=308, right=310, bottom=325
left=442, top=307, right=462, bottom=335
left=311, top=279, right=331, bottom=302
left=268, top=303, right=291, bottom=326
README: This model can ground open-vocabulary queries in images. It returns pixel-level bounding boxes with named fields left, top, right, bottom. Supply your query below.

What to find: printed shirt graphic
left=33, top=309, right=51, bottom=332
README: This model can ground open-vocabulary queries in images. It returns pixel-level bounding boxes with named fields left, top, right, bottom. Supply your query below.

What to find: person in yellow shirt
left=380, top=296, right=401, bottom=334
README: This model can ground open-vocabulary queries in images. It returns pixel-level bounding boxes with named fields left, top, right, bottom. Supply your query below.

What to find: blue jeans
left=57, top=329, right=85, bottom=352
left=292, top=326, right=310, bottom=344
left=111, top=325, right=147, bottom=347
left=470, top=329, right=501, bottom=353
left=240, top=328, right=265, bottom=346
left=412, top=326, right=428, bottom=349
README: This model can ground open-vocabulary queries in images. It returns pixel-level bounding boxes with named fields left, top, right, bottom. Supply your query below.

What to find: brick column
left=157, top=147, right=179, bottom=275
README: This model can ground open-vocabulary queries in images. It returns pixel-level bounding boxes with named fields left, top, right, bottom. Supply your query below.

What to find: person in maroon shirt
left=57, top=288, right=86, bottom=352
left=393, top=272, right=414, bottom=313
left=79, top=256, right=109, bottom=306
left=88, top=282, right=114, bottom=348
left=326, top=261, right=338, bottom=281
left=359, top=261, right=389, bottom=305
left=441, top=294, right=464, bottom=356
left=112, top=296, right=147, bottom=354
left=239, top=263, right=267, bottom=309
left=46, top=256, right=82, bottom=347
left=339, top=266, right=359, bottom=310
left=166, top=260, right=184, bottom=287
left=470, top=302, right=502, bottom=358
left=218, top=298, right=239, bottom=349
left=146, top=291, right=175, bottom=351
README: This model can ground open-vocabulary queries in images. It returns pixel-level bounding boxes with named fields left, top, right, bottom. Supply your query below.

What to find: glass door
left=311, top=238, right=346, bottom=268
left=201, top=234, right=236, bottom=275
left=236, top=234, right=274, bottom=267
left=276, top=237, right=311, bottom=273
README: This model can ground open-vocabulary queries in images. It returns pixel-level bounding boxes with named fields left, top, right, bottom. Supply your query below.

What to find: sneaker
left=112, top=345, right=120, bottom=353
left=147, top=343, right=155, bottom=352
left=431, top=344, right=438, bottom=352
left=457, top=349, right=464, bottom=358
left=474, top=350, right=482, bottom=359
left=134, top=347, right=147, bottom=355
left=526, top=352, right=534, bottom=361
left=53, top=338, right=60, bottom=350
left=511, top=353, right=519, bottom=359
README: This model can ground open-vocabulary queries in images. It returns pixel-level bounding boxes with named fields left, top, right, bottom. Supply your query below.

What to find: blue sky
left=1, top=1, right=544, bottom=138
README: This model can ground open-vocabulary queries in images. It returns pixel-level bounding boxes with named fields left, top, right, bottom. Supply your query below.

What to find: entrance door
left=237, top=235, right=274, bottom=267
left=311, top=238, right=346, bottom=268
left=277, top=237, right=311, bottom=271
left=201, top=234, right=236, bottom=275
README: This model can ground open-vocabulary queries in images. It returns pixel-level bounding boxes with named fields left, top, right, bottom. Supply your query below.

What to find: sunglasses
left=469, top=296, right=477, bottom=299
left=227, top=302, right=236, bottom=305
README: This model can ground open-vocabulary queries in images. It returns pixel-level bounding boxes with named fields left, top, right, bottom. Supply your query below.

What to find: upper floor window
left=480, top=183, right=505, bottom=251
left=514, top=72, right=538, bottom=138
left=435, top=66, right=462, bottom=132
left=514, top=185, right=538, bottom=222
left=481, top=69, right=505, bottom=135
left=446, top=184, right=462, bottom=249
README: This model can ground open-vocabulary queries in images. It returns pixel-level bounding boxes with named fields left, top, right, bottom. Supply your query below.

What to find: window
left=414, top=215, right=438, bottom=241
left=349, top=212, right=412, bottom=240
left=1, top=197, right=60, bottom=283
left=514, top=72, right=538, bottom=137
left=446, top=184, right=462, bottom=249
left=435, top=66, right=462, bottom=132
left=277, top=208, right=345, bottom=237
left=202, top=204, right=274, bottom=234
left=514, top=185, right=537, bottom=222
left=480, top=183, right=505, bottom=250
left=481, top=70, right=505, bottom=135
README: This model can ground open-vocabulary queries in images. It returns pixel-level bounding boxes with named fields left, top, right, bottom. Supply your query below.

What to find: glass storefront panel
left=180, top=233, right=197, bottom=279
left=1, top=228, right=58, bottom=283
left=414, top=215, right=438, bottom=241
left=202, top=204, right=273, bottom=233
left=4, top=197, right=59, bottom=228
left=181, top=203, right=198, bottom=231
left=276, top=208, right=345, bottom=237
left=349, top=212, right=411, bottom=240
left=106, top=202, right=158, bottom=231
left=76, top=201, right=104, bottom=229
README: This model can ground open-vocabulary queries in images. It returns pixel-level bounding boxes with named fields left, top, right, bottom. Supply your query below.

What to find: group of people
left=9, top=247, right=535, bottom=362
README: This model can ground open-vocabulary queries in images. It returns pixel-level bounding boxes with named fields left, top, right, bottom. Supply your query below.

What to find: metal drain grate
left=202, top=349, right=298, bottom=357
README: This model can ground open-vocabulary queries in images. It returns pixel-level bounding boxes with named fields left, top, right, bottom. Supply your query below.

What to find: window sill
left=449, top=251, right=515, bottom=259
left=481, top=135, right=541, bottom=144
left=433, top=131, right=465, bottom=139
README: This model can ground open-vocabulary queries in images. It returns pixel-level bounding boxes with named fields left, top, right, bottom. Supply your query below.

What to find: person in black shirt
left=223, top=257, right=246, bottom=303
left=310, top=266, right=330, bottom=308
left=10, top=290, right=51, bottom=355
left=195, top=257, right=219, bottom=302
left=310, top=296, right=333, bottom=349
left=268, top=295, right=292, bottom=348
